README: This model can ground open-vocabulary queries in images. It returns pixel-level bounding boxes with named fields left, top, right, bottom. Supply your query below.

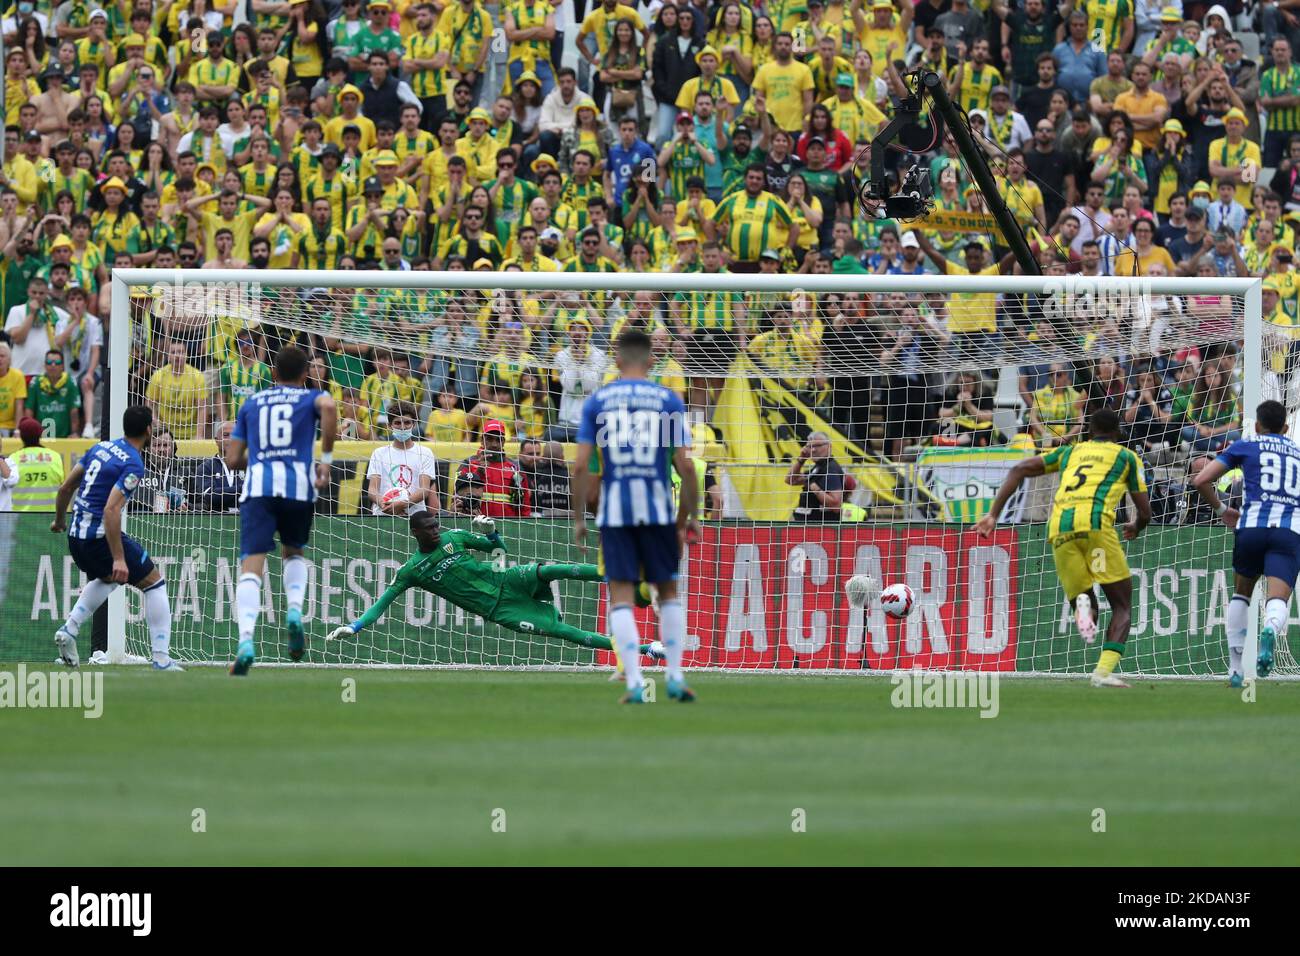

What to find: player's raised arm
left=50, top=462, right=84, bottom=533
left=316, top=390, right=338, bottom=489
left=1192, top=456, right=1240, bottom=529
left=463, top=515, right=506, bottom=552
left=974, top=455, right=1048, bottom=537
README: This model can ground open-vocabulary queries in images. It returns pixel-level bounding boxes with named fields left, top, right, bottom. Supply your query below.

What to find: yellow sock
left=610, top=631, right=624, bottom=673
left=1094, top=648, right=1122, bottom=677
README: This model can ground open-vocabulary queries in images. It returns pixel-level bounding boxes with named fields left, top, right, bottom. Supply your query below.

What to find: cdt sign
left=602, top=525, right=1020, bottom=671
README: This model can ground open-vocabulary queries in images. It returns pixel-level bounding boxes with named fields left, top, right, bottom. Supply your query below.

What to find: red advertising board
left=599, top=525, right=1019, bottom=671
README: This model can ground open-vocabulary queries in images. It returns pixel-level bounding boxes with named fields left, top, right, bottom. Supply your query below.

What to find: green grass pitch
left=3, top=667, right=1299, bottom=865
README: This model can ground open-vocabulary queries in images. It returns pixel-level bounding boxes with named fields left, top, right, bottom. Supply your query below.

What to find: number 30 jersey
left=1042, top=440, right=1147, bottom=539
left=578, top=377, right=691, bottom=529
left=1217, top=433, right=1300, bottom=531
left=234, top=385, right=323, bottom=503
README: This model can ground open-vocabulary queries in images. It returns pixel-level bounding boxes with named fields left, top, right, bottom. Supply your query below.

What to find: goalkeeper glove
left=471, top=514, right=496, bottom=536
left=328, top=624, right=357, bottom=641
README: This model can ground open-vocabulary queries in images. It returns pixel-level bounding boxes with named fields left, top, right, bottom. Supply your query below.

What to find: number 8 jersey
left=1217, top=433, right=1300, bottom=531
left=234, top=385, right=324, bottom=503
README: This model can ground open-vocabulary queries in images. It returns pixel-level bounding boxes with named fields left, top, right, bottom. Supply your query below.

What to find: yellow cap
left=1224, top=107, right=1247, bottom=125
left=123, top=33, right=147, bottom=48
left=1190, top=180, right=1212, bottom=196
left=468, top=106, right=491, bottom=123
left=1264, top=277, right=1283, bottom=294
left=50, top=234, right=74, bottom=251
left=338, top=84, right=363, bottom=100
left=472, top=258, right=494, bottom=270
left=695, top=45, right=719, bottom=66
left=101, top=176, right=127, bottom=193
left=516, top=70, right=540, bottom=87
left=1160, top=118, right=1186, bottom=136
left=574, top=97, right=599, bottom=115
left=368, top=0, right=392, bottom=9
left=372, top=149, right=398, bottom=166
left=530, top=154, right=557, bottom=174
left=1159, top=5, right=1181, bottom=21
left=676, top=227, right=698, bottom=243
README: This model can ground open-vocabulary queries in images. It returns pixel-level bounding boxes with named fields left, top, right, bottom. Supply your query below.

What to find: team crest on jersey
left=443, top=544, right=454, bottom=553
left=122, top=474, right=139, bottom=490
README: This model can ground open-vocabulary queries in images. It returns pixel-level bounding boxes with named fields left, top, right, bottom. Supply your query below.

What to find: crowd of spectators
left=0, top=0, right=1290, bottom=521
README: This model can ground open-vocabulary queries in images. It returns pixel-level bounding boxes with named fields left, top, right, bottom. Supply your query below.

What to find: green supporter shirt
left=352, top=530, right=505, bottom=630
left=721, top=146, right=765, bottom=199
left=355, top=28, right=404, bottom=82
left=1, top=255, right=42, bottom=317
left=220, top=359, right=271, bottom=418
left=1261, top=64, right=1300, bottom=133
left=27, top=374, right=82, bottom=437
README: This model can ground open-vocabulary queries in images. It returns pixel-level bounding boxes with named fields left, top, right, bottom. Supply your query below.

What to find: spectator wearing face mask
left=366, top=401, right=437, bottom=516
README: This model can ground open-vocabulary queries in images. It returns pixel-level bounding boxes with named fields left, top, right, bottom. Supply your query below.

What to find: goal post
left=106, top=267, right=1272, bottom=677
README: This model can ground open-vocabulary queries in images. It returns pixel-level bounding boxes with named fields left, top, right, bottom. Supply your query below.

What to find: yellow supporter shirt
left=145, top=363, right=207, bottom=440
left=0, top=367, right=28, bottom=430
left=752, top=59, right=815, bottom=132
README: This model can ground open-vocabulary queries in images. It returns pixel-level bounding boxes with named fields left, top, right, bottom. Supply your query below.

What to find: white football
left=880, top=583, right=916, bottom=619
left=382, top=488, right=409, bottom=506
left=844, top=574, right=878, bottom=608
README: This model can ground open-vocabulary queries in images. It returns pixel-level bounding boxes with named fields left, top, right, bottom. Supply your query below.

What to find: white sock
left=283, top=555, right=308, bottom=614
left=609, top=603, right=642, bottom=691
left=1265, top=597, right=1290, bottom=640
left=1227, top=594, right=1249, bottom=676
left=237, top=573, right=262, bottom=645
left=63, top=579, right=119, bottom=634
left=144, top=581, right=172, bottom=664
left=659, top=598, right=686, bottom=683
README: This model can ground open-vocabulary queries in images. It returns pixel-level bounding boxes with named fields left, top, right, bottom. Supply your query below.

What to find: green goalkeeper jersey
left=354, top=530, right=504, bottom=629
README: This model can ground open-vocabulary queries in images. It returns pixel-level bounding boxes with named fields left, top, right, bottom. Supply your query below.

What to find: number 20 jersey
left=233, top=385, right=324, bottom=503
left=578, top=378, right=690, bottom=529
left=1217, top=433, right=1300, bottom=532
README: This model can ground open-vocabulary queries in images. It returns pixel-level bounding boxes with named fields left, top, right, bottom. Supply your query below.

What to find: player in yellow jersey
left=977, top=410, right=1151, bottom=687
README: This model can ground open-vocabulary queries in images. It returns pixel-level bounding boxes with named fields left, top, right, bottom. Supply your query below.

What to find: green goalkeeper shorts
left=491, top=564, right=561, bottom=635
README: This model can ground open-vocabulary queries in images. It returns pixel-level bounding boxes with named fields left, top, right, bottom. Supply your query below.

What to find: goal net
left=100, top=268, right=1272, bottom=677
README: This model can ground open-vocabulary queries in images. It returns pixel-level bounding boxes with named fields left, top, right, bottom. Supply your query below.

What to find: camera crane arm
left=856, top=69, right=1042, bottom=276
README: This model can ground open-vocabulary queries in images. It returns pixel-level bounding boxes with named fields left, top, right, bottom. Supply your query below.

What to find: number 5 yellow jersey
left=1043, top=440, right=1147, bottom=538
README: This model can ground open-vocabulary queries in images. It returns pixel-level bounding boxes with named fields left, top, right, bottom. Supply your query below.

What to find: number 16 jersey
left=234, top=385, right=323, bottom=503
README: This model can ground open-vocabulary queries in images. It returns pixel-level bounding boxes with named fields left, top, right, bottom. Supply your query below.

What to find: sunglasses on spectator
left=46, top=356, right=63, bottom=364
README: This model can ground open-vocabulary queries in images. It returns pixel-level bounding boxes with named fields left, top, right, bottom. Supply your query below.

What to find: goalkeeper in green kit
left=328, top=511, right=664, bottom=658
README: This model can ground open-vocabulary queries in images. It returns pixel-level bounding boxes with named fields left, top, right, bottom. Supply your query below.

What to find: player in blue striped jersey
left=572, top=330, right=701, bottom=703
left=1194, top=400, right=1300, bottom=684
left=225, top=346, right=338, bottom=674
left=49, top=405, right=182, bottom=670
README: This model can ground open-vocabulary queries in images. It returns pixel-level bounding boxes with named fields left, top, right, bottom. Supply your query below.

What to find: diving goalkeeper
left=328, top=511, right=662, bottom=658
